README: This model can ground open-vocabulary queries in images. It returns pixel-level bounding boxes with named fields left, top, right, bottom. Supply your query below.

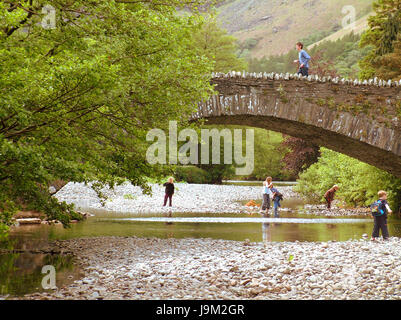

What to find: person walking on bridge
left=294, top=42, right=311, bottom=77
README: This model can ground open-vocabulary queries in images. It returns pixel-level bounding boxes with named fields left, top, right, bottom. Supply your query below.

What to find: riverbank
left=303, top=204, right=372, bottom=217
left=16, top=236, right=401, bottom=300
left=55, top=182, right=373, bottom=217
left=55, top=182, right=299, bottom=214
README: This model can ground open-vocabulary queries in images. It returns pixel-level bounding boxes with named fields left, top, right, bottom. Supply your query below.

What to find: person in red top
left=324, top=185, right=339, bottom=209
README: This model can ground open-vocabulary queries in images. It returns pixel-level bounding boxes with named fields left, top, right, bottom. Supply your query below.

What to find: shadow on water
left=0, top=248, right=82, bottom=297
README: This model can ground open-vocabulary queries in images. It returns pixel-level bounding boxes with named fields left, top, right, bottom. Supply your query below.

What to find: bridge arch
left=193, top=72, right=401, bottom=178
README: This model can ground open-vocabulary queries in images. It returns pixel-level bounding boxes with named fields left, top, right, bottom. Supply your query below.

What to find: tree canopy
left=360, top=0, right=401, bottom=79
left=191, top=15, right=247, bottom=72
left=296, top=148, right=401, bottom=211
left=0, top=0, right=215, bottom=236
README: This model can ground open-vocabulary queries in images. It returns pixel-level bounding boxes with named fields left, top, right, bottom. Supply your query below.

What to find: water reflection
left=8, top=212, right=401, bottom=244
left=0, top=251, right=82, bottom=297
left=262, top=223, right=271, bottom=242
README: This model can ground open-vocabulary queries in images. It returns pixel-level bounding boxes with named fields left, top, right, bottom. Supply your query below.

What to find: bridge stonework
left=194, top=72, right=401, bottom=178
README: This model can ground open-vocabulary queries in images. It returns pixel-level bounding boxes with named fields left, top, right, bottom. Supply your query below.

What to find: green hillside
left=308, top=12, right=373, bottom=50
left=216, top=0, right=374, bottom=58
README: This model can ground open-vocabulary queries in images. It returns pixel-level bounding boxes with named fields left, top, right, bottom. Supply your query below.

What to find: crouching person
left=324, top=185, right=339, bottom=209
left=271, top=187, right=283, bottom=218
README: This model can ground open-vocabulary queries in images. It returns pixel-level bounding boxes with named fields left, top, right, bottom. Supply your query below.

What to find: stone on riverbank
left=15, top=218, right=42, bottom=225
left=17, top=236, right=401, bottom=300
left=55, top=182, right=298, bottom=214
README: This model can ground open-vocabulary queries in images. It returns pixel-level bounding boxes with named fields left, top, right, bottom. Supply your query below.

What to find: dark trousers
left=262, top=194, right=270, bottom=210
left=325, top=198, right=332, bottom=209
left=298, top=66, right=309, bottom=77
left=163, top=193, right=173, bottom=207
left=372, top=215, right=389, bottom=239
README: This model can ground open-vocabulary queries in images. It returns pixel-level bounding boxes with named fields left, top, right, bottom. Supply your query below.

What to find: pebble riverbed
left=55, top=182, right=299, bottom=214
left=18, top=236, right=401, bottom=300
left=55, top=182, right=372, bottom=217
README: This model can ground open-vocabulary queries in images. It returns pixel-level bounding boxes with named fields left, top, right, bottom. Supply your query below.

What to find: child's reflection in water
left=262, top=222, right=281, bottom=243
left=262, top=222, right=272, bottom=243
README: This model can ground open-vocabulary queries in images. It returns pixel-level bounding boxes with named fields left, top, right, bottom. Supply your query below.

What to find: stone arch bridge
left=193, top=72, right=401, bottom=178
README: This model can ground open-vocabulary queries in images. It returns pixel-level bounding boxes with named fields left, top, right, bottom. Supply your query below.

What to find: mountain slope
left=308, top=12, right=373, bottom=50
left=216, top=0, right=373, bottom=58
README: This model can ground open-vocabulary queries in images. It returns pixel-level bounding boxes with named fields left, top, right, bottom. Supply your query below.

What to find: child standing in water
left=260, top=177, right=273, bottom=216
left=163, top=177, right=175, bottom=207
left=371, top=190, right=392, bottom=241
left=271, top=187, right=283, bottom=218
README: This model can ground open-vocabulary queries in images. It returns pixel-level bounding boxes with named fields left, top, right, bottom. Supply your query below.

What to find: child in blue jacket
left=271, top=187, right=283, bottom=218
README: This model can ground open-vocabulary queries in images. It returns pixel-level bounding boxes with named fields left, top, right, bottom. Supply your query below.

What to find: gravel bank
left=55, top=182, right=385, bottom=217
left=55, top=182, right=298, bottom=214
left=20, top=236, right=401, bottom=300
left=303, top=204, right=372, bottom=217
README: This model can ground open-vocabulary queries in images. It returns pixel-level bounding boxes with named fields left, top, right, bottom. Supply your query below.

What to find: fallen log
left=16, top=218, right=42, bottom=225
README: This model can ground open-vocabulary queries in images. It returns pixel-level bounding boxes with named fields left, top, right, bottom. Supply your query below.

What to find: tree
left=192, top=15, right=247, bottom=72
left=250, top=129, right=290, bottom=181
left=280, top=137, right=321, bottom=179
left=174, top=16, right=247, bottom=184
left=0, top=0, right=215, bottom=237
left=309, top=50, right=339, bottom=78
left=296, top=148, right=401, bottom=212
left=375, top=34, right=401, bottom=80
left=360, top=0, right=401, bottom=79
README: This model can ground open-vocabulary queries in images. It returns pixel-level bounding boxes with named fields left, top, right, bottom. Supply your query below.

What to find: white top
left=262, top=182, right=272, bottom=195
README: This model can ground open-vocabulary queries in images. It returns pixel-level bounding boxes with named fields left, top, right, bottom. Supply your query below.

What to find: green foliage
left=175, top=126, right=291, bottom=183
left=0, top=1, right=215, bottom=233
left=175, top=166, right=215, bottom=184
left=238, top=38, right=260, bottom=60
left=359, top=0, right=401, bottom=80
left=0, top=200, right=17, bottom=240
left=195, top=126, right=236, bottom=184
left=123, top=194, right=136, bottom=201
left=250, top=129, right=293, bottom=181
left=374, top=34, right=401, bottom=80
left=172, top=15, right=249, bottom=184
left=240, top=38, right=259, bottom=51
left=192, top=15, right=247, bottom=72
left=299, top=29, right=338, bottom=47
left=0, top=252, right=75, bottom=296
left=295, top=148, right=401, bottom=211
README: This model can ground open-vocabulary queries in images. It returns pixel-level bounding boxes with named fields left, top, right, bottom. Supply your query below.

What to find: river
left=1, top=182, right=400, bottom=298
